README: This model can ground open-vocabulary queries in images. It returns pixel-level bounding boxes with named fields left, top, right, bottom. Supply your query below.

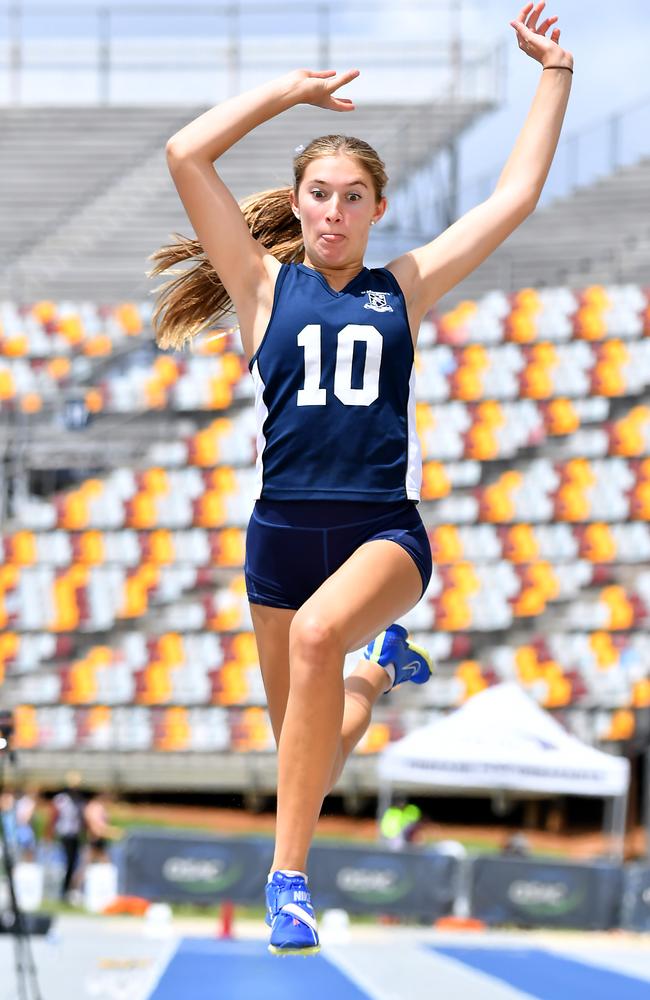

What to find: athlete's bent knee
left=289, top=613, right=342, bottom=674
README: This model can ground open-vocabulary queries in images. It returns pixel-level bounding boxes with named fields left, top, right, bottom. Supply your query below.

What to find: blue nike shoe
left=265, top=870, right=320, bottom=957
left=365, top=623, right=433, bottom=692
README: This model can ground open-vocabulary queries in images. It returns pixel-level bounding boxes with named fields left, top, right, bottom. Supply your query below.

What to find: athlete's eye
left=310, top=188, right=325, bottom=199
left=347, top=192, right=362, bottom=201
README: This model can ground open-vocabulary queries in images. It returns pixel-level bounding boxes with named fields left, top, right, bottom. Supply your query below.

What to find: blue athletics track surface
left=3, top=920, right=649, bottom=1000
left=147, top=936, right=650, bottom=1000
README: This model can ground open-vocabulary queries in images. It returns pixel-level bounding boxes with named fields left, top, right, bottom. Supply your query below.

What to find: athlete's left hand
left=510, top=2, right=573, bottom=69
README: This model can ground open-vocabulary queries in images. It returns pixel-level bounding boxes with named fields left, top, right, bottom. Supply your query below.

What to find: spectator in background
left=48, top=771, right=86, bottom=901
left=0, top=790, right=18, bottom=858
left=501, top=831, right=532, bottom=857
left=14, top=785, right=38, bottom=861
left=83, top=791, right=123, bottom=864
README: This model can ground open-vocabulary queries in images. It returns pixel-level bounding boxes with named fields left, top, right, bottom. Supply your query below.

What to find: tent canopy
left=378, top=683, right=629, bottom=798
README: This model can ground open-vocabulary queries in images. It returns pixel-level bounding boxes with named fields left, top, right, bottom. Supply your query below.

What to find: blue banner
left=470, top=856, right=623, bottom=929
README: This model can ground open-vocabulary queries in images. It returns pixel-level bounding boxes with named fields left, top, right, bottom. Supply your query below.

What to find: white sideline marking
left=325, top=942, right=533, bottom=1000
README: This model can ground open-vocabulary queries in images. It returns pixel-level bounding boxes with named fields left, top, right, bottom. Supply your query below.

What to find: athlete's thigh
left=249, top=602, right=295, bottom=746
left=295, top=539, right=423, bottom=656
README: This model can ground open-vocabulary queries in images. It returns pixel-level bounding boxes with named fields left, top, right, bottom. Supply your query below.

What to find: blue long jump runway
left=149, top=938, right=371, bottom=1000
left=144, top=937, right=650, bottom=1000
left=432, top=946, right=650, bottom=1000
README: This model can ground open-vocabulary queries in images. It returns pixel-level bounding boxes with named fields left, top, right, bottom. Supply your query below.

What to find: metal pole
left=449, top=0, right=462, bottom=100
left=609, top=113, right=620, bottom=174
left=608, top=790, right=628, bottom=861
left=9, top=1, right=22, bottom=106
left=227, top=2, right=241, bottom=98
left=645, top=748, right=650, bottom=860
left=376, top=780, right=392, bottom=842
left=317, top=3, right=330, bottom=71
left=447, top=139, right=459, bottom=226
left=97, top=6, right=111, bottom=106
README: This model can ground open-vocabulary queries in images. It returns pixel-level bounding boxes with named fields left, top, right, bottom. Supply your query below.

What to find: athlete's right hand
left=286, top=69, right=359, bottom=111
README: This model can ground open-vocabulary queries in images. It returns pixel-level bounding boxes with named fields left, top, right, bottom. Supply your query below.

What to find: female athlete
left=150, top=2, right=573, bottom=956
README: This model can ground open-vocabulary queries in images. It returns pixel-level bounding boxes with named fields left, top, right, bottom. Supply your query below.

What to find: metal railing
left=460, top=93, right=650, bottom=214
left=0, top=0, right=501, bottom=106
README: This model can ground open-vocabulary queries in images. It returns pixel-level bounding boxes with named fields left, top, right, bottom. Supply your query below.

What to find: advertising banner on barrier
left=621, top=864, right=650, bottom=931
left=124, top=831, right=273, bottom=904
left=470, top=856, right=623, bottom=929
left=308, top=844, right=459, bottom=919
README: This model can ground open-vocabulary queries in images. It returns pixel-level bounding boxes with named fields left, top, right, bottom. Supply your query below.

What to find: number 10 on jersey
left=297, top=324, right=383, bottom=407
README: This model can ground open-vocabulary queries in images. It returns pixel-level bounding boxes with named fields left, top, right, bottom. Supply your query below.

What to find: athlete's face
left=292, top=154, right=386, bottom=265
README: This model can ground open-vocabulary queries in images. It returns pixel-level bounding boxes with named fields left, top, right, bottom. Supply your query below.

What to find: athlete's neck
left=300, top=256, right=365, bottom=292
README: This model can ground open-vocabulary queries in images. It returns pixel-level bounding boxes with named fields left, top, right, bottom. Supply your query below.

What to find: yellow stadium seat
left=421, top=462, right=451, bottom=500
left=21, top=393, right=43, bottom=414
left=4, top=335, right=29, bottom=356
left=158, top=632, right=184, bottom=664
left=129, top=493, right=158, bottom=528
left=208, top=377, right=233, bottom=409
left=84, top=335, right=113, bottom=356
left=600, top=586, right=634, bottom=630
left=149, top=529, right=175, bottom=564
left=115, top=303, right=143, bottom=336
left=632, top=680, right=650, bottom=708
left=504, top=524, right=540, bottom=562
left=78, top=531, right=105, bottom=564
left=11, top=531, right=37, bottom=566
left=513, top=586, right=546, bottom=617
left=357, top=722, right=390, bottom=754
left=196, top=491, right=226, bottom=527
left=581, top=523, right=616, bottom=561
left=85, top=388, right=104, bottom=413
left=0, top=369, right=16, bottom=399
left=589, top=631, right=618, bottom=669
left=59, top=315, right=83, bottom=344
left=430, top=525, right=463, bottom=563
left=603, top=709, right=635, bottom=741
left=13, top=705, right=38, bottom=749
left=545, top=398, right=580, bottom=436
left=47, top=357, right=72, bottom=379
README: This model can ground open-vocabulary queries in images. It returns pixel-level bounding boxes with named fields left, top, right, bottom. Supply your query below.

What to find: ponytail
left=148, top=186, right=303, bottom=352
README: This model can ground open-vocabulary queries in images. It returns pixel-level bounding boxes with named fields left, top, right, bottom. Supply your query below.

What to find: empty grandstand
left=1, top=2, right=649, bottom=812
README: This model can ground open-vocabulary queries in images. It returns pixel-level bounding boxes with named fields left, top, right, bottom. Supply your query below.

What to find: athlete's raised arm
left=162, top=69, right=358, bottom=345
left=387, top=2, right=573, bottom=325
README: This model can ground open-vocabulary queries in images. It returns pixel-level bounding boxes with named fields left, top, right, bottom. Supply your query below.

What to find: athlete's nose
left=325, top=195, right=343, bottom=223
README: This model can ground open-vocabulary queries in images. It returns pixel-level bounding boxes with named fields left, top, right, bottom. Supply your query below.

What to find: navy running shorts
left=245, top=499, right=432, bottom=610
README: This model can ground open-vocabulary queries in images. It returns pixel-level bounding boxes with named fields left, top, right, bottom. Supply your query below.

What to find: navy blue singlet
left=248, top=262, right=422, bottom=502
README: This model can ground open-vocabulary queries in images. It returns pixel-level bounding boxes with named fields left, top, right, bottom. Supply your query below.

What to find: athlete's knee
left=289, top=612, right=343, bottom=674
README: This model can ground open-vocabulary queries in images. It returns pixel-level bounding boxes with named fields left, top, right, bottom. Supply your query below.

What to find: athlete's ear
left=289, top=191, right=301, bottom=221
left=371, top=197, right=387, bottom=227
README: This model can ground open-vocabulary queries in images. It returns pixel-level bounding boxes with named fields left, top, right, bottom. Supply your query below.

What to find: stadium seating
left=1, top=281, right=649, bottom=768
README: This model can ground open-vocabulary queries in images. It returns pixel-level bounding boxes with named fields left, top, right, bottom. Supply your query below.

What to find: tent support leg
left=609, top=791, right=628, bottom=861
left=377, top=782, right=392, bottom=841
left=645, top=749, right=650, bottom=861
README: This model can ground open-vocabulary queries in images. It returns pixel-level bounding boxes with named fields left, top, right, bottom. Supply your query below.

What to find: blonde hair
left=149, top=135, right=388, bottom=351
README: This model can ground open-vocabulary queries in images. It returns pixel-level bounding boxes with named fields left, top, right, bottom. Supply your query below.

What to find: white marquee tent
left=377, top=683, right=630, bottom=857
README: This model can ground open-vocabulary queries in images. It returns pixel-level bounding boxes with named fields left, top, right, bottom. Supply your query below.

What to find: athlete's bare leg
left=250, top=604, right=390, bottom=795
left=266, top=539, right=422, bottom=873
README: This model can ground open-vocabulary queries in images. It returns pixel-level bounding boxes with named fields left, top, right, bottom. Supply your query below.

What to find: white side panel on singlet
left=405, top=364, right=422, bottom=500
left=251, top=360, right=269, bottom=499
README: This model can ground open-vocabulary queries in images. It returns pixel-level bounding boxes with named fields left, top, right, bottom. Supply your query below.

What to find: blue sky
left=2, top=1, right=649, bottom=205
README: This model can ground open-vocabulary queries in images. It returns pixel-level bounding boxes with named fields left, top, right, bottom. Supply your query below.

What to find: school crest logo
left=363, top=290, right=393, bottom=313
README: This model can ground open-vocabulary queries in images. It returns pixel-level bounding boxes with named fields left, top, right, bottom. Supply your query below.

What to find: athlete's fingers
left=526, top=1, right=545, bottom=31
left=327, top=68, right=360, bottom=92
left=513, top=2, right=534, bottom=25
left=306, top=69, right=337, bottom=78
left=537, top=15, right=558, bottom=34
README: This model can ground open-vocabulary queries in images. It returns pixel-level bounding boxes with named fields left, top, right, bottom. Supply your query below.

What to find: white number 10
left=297, top=323, right=383, bottom=407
